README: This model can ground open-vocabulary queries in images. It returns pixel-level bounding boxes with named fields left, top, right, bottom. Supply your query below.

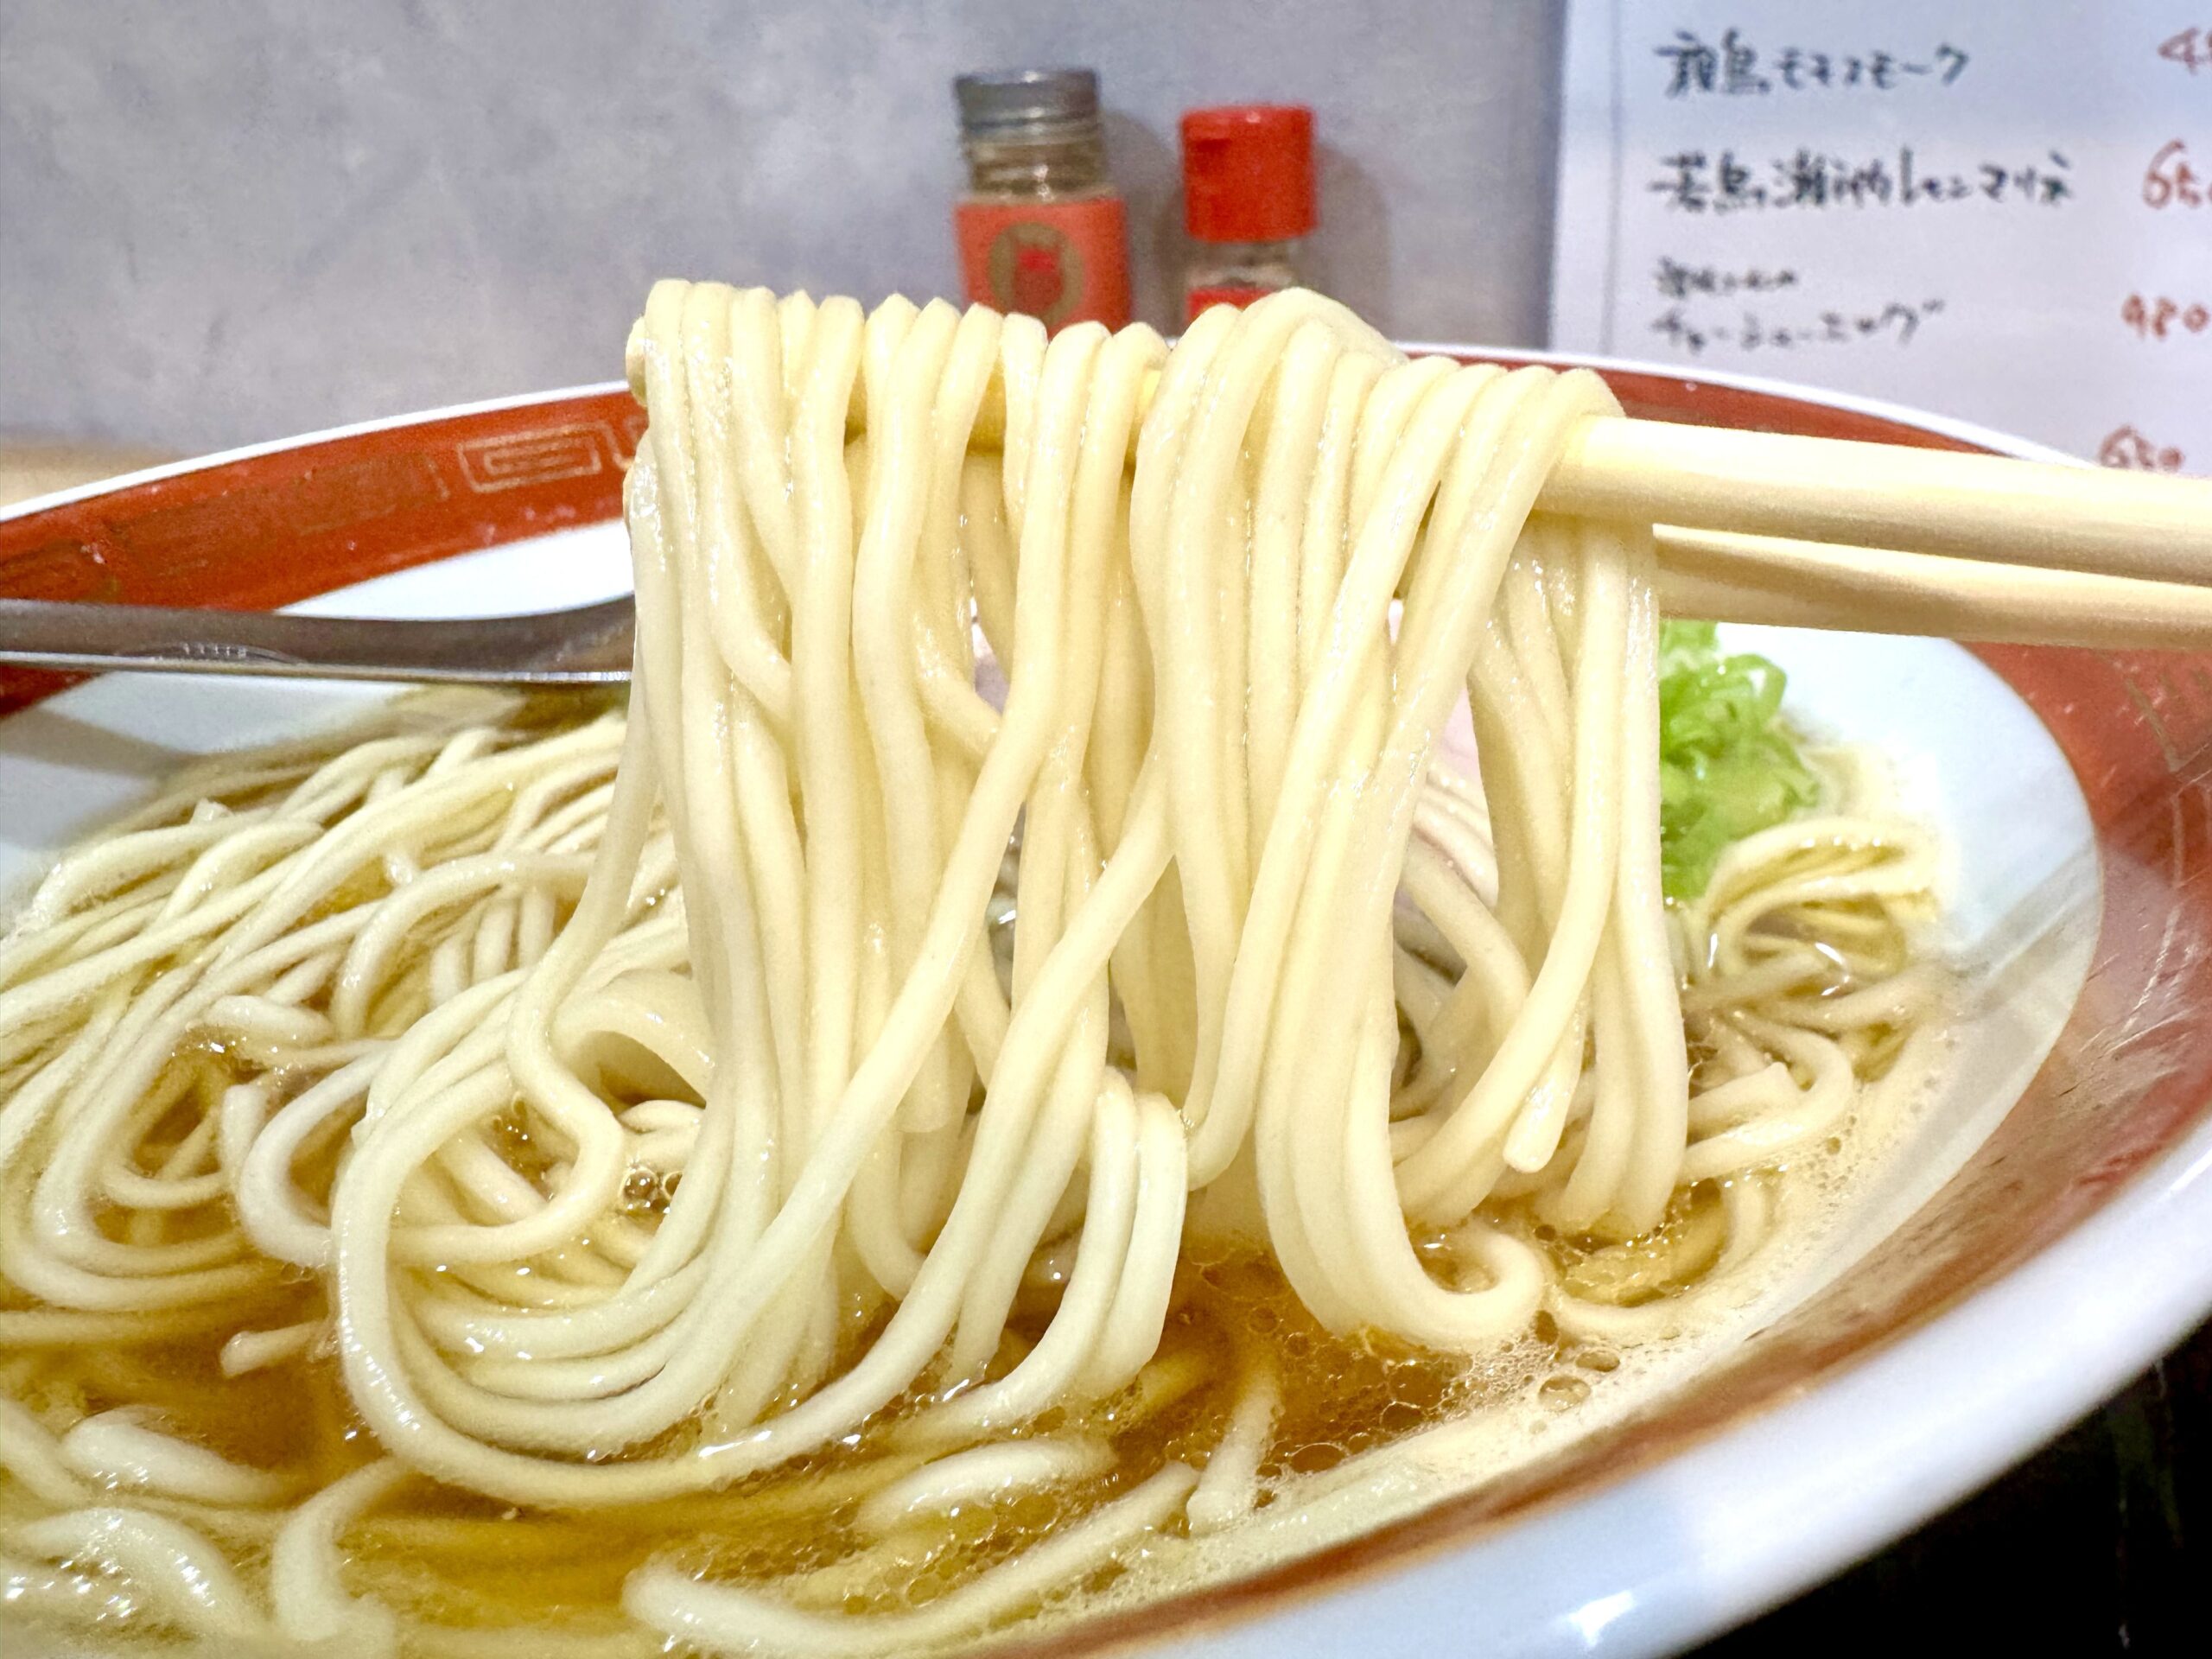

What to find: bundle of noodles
left=0, top=288, right=1943, bottom=1655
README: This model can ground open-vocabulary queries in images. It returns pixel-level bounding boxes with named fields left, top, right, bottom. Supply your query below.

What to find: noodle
left=0, top=287, right=1944, bottom=1655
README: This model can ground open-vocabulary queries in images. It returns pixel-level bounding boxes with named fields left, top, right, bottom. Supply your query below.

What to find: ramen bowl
left=3, top=355, right=2209, bottom=1658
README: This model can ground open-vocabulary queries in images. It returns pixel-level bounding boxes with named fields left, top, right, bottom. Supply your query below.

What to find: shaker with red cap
left=1179, top=105, right=1318, bottom=325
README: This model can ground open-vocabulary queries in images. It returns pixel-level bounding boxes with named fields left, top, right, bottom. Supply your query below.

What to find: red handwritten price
left=2160, top=27, right=2212, bottom=73
left=2144, top=139, right=2207, bottom=207
left=2100, top=425, right=2186, bottom=473
left=2121, top=293, right=2212, bottom=339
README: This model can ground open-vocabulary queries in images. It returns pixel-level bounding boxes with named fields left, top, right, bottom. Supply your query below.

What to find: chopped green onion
left=1656, top=620, right=1821, bottom=901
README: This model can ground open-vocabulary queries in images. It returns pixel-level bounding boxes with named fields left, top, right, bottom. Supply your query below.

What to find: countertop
left=0, top=441, right=176, bottom=510
left=1701, top=1315, right=2210, bottom=1652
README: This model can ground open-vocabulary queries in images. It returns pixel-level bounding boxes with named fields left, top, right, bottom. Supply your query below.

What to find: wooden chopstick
left=1656, top=525, right=2212, bottom=651
left=1549, top=421, right=2212, bottom=588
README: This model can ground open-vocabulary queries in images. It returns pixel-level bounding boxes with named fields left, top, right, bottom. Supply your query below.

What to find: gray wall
left=0, top=2, right=1564, bottom=453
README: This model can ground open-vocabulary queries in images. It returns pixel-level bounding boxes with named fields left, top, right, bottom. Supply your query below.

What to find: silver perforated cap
left=953, top=68, right=1101, bottom=139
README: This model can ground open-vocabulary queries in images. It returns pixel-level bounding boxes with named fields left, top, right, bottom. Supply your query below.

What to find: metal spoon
left=0, top=596, right=635, bottom=687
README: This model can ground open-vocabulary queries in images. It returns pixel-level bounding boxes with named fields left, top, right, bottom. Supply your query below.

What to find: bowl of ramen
left=3, top=289, right=2209, bottom=1659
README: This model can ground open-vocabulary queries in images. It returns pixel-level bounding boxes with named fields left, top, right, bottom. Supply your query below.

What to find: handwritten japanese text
left=1651, top=147, right=2071, bottom=213
left=1649, top=298, right=1946, bottom=355
left=1656, top=30, right=1969, bottom=96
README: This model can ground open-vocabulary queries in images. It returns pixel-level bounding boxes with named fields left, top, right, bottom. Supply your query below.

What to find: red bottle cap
left=1180, top=105, right=1316, bottom=243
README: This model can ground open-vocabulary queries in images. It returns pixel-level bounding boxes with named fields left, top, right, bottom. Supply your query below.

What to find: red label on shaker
left=955, top=199, right=1130, bottom=330
left=1185, top=283, right=1281, bottom=324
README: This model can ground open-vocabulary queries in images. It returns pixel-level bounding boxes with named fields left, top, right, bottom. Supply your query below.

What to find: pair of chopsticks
left=1547, top=420, right=2212, bottom=652
left=846, top=351, right=2212, bottom=652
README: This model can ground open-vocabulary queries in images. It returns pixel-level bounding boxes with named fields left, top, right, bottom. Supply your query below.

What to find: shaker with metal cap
left=952, top=67, right=1131, bottom=330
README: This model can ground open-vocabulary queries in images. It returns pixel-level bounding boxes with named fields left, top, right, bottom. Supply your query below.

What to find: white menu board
left=1552, top=3, right=2210, bottom=473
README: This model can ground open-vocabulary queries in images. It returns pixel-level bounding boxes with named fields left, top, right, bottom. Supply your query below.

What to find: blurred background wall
left=0, top=1, right=1564, bottom=453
